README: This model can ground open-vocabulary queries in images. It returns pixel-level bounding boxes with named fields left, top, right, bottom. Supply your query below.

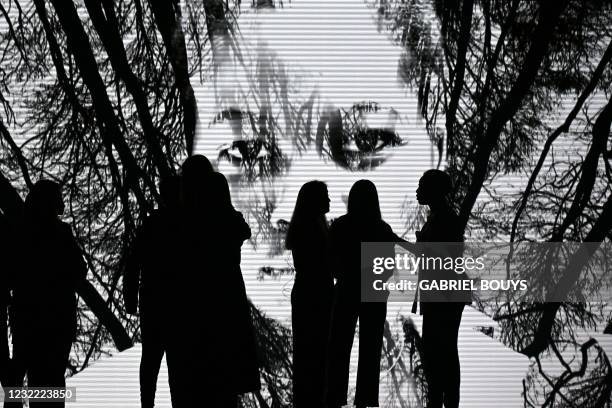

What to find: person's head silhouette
left=159, top=175, right=181, bottom=211
left=182, top=155, right=213, bottom=190
left=286, top=180, right=329, bottom=250
left=206, top=172, right=234, bottom=214
left=347, top=179, right=381, bottom=221
left=416, top=169, right=452, bottom=210
left=181, top=155, right=213, bottom=179
left=25, top=180, right=64, bottom=221
left=181, top=155, right=213, bottom=211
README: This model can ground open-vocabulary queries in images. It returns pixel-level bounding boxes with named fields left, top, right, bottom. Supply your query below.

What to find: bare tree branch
left=445, top=0, right=474, bottom=156
left=48, top=0, right=155, bottom=211
left=458, top=0, right=569, bottom=232
left=84, top=0, right=172, bottom=180
left=511, top=39, right=612, bottom=244
left=0, top=118, right=32, bottom=189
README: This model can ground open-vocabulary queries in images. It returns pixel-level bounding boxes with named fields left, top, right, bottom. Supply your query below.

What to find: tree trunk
left=84, top=0, right=172, bottom=181
left=445, top=0, right=474, bottom=157
left=150, top=0, right=197, bottom=155
left=48, top=0, right=154, bottom=210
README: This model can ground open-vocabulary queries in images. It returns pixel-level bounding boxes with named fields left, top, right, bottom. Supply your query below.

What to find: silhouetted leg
left=421, top=308, right=443, bottom=408
left=292, top=288, right=332, bottom=408
left=198, top=363, right=237, bottom=408
left=165, top=339, right=192, bottom=408
left=4, top=346, right=26, bottom=408
left=326, top=294, right=358, bottom=408
left=442, top=303, right=464, bottom=408
left=139, top=341, right=165, bottom=407
left=292, top=290, right=309, bottom=408
left=139, top=316, right=165, bottom=408
left=291, top=290, right=303, bottom=407
left=354, top=302, right=386, bottom=408
left=316, top=293, right=333, bottom=407
left=28, top=337, right=71, bottom=408
left=442, top=342, right=461, bottom=408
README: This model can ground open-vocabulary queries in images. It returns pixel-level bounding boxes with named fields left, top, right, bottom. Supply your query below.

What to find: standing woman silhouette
left=414, top=169, right=468, bottom=408
left=326, top=180, right=397, bottom=408
left=165, top=155, right=215, bottom=408
left=123, top=175, right=182, bottom=408
left=12, top=180, right=87, bottom=408
left=188, top=172, right=260, bottom=407
left=286, top=181, right=333, bottom=408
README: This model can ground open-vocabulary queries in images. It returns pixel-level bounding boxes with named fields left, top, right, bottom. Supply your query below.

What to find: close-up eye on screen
left=1, top=1, right=612, bottom=407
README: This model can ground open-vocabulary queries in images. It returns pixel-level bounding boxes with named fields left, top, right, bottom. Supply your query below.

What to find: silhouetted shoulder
left=329, top=214, right=350, bottom=234
left=328, top=215, right=349, bottom=246
left=228, top=210, right=251, bottom=242
left=377, top=220, right=395, bottom=241
left=420, top=209, right=463, bottom=243
left=59, top=221, right=87, bottom=281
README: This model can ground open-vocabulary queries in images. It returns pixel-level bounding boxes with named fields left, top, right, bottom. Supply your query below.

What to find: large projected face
left=192, top=0, right=437, bottom=306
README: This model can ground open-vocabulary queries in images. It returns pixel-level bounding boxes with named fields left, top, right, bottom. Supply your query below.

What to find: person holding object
left=11, top=180, right=87, bottom=408
left=286, top=181, right=333, bottom=408
left=326, top=180, right=397, bottom=408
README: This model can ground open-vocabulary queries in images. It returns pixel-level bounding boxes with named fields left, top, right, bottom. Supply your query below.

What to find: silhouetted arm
left=328, top=218, right=344, bottom=281
left=62, top=222, right=88, bottom=282
left=379, top=223, right=400, bottom=283
left=392, top=223, right=465, bottom=258
left=390, top=233, right=419, bottom=254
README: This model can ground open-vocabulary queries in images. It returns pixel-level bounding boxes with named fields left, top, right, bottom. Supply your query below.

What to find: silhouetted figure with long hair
left=414, top=169, right=468, bottom=408
left=124, top=175, right=182, bottom=408
left=286, top=181, right=333, bottom=408
left=12, top=180, right=86, bottom=408
left=179, top=171, right=259, bottom=406
left=326, top=180, right=396, bottom=408
left=161, top=155, right=216, bottom=408
left=181, top=154, right=214, bottom=214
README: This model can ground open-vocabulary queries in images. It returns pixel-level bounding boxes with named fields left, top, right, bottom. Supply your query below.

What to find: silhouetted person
left=11, top=180, right=86, bottom=408
left=286, top=181, right=333, bottom=408
left=124, top=175, right=182, bottom=408
left=181, top=154, right=213, bottom=210
left=161, top=155, right=216, bottom=408
left=1, top=213, right=11, bottom=388
left=180, top=172, right=259, bottom=406
left=414, top=170, right=468, bottom=408
left=326, top=180, right=396, bottom=408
